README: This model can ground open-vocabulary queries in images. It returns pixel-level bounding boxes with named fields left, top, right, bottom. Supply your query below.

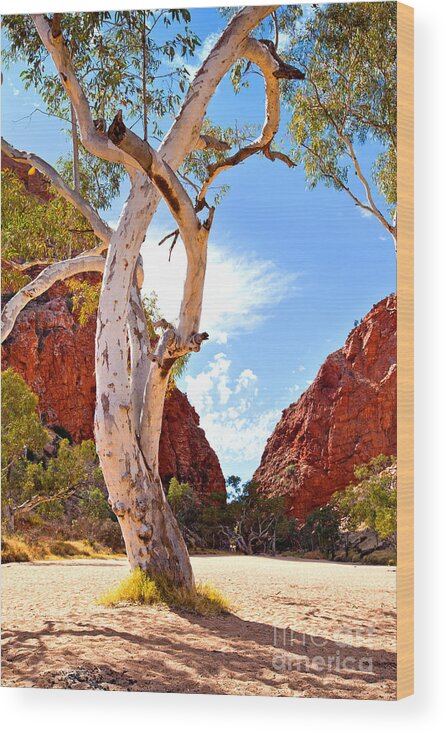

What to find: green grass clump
left=98, top=567, right=232, bottom=616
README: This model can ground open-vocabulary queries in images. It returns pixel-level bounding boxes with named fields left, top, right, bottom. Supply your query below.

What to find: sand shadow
left=1, top=604, right=396, bottom=697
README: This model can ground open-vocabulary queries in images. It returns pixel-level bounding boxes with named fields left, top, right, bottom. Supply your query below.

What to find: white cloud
left=359, top=207, right=374, bottom=219
left=201, top=407, right=280, bottom=464
left=141, top=226, right=297, bottom=344
left=277, top=31, right=290, bottom=54
left=184, top=352, right=279, bottom=464
left=236, top=368, right=257, bottom=392
left=183, top=352, right=230, bottom=413
left=13, top=88, right=20, bottom=97
left=169, top=31, right=222, bottom=81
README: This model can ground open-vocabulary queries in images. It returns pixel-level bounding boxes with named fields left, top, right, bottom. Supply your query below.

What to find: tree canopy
left=331, top=454, right=397, bottom=545
left=283, top=2, right=397, bottom=245
left=3, top=10, right=200, bottom=199
left=1, top=168, right=99, bottom=291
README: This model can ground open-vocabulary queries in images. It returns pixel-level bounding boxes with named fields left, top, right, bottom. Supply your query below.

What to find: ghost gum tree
left=1, top=8, right=304, bottom=592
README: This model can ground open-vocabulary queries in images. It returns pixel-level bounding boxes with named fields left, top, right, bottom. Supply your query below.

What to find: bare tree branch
left=340, top=130, right=395, bottom=237
left=197, top=37, right=303, bottom=204
left=108, top=110, right=199, bottom=237
left=1, top=253, right=105, bottom=343
left=196, top=134, right=231, bottom=152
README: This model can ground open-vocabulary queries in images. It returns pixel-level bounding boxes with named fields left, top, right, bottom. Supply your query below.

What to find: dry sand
left=1, top=555, right=396, bottom=699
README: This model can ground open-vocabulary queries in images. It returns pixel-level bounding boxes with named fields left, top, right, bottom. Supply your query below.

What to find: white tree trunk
left=93, top=174, right=195, bottom=589
left=6, top=7, right=287, bottom=594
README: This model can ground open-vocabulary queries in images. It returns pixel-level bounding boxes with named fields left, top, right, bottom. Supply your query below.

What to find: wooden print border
left=397, top=1, right=414, bottom=700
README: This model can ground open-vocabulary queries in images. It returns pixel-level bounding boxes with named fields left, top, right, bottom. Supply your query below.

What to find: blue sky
left=1, top=6, right=396, bottom=485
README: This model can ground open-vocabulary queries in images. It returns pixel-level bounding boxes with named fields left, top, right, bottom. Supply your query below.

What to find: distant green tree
left=222, top=480, right=293, bottom=555
left=225, top=475, right=242, bottom=500
left=331, top=454, right=397, bottom=549
left=198, top=491, right=227, bottom=549
left=284, top=2, right=397, bottom=251
left=1, top=169, right=98, bottom=291
left=1, top=368, right=106, bottom=533
left=304, top=505, right=340, bottom=559
left=1, top=369, right=50, bottom=530
left=167, top=478, right=196, bottom=521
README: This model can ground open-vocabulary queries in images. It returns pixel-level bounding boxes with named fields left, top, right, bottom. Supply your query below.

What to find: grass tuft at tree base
left=98, top=567, right=233, bottom=616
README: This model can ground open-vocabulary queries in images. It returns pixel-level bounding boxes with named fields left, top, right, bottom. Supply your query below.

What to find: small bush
left=48, top=540, right=85, bottom=557
left=362, top=549, right=396, bottom=566
left=98, top=567, right=232, bottom=616
left=1, top=536, right=33, bottom=563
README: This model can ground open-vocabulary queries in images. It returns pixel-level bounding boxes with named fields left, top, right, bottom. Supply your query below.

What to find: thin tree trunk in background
left=4, top=505, right=15, bottom=535
left=71, top=102, right=80, bottom=193
left=142, top=11, right=148, bottom=143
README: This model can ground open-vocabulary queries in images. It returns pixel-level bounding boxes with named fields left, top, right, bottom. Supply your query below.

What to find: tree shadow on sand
left=1, top=606, right=396, bottom=698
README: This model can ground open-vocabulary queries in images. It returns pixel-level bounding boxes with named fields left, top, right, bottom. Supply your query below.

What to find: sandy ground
left=1, top=555, right=396, bottom=699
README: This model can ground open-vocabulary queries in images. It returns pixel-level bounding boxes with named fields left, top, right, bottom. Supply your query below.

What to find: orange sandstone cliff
left=253, top=295, right=397, bottom=520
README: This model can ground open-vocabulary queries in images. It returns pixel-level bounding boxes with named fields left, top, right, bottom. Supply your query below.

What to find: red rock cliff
left=1, top=293, right=226, bottom=499
left=253, top=295, right=397, bottom=521
left=1, top=157, right=225, bottom=499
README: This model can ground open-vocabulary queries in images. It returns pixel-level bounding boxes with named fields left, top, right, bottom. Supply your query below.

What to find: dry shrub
left=1, top=536, right=33, bottom=563
left=98, top=567, right=233, bottom=617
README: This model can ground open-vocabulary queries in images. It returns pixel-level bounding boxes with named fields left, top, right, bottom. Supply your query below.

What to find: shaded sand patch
left=1, top=555, right=396, bottom=699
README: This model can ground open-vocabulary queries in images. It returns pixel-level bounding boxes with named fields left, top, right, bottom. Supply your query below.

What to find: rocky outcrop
left=2, top=293, right=98, bottom=442
left=253, top=295, right=397, bottom=521
left=160, top=389, right=226, bottom=499
left=1, top=292, right=226, bottom=498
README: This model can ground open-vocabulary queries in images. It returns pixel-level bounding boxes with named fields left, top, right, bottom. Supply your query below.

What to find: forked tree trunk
left=3, top=7, right=292, bottom=594
left=93, top=176, right=195, bottom=591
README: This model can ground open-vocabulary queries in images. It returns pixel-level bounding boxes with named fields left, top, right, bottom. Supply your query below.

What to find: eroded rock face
left=1, top=290, right=225, bottom=499
left=253, top=295, right=397, bottom=521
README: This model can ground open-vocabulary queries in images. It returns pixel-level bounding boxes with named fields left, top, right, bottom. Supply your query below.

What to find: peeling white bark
left=127, top=272, right=151, bottom=431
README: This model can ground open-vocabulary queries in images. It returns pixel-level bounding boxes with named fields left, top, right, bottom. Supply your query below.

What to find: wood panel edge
left=396, top=0, right=414, bottom=701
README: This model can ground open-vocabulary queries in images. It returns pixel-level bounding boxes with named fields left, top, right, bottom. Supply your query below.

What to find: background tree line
left=1, top=366, right=396, bottom=565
